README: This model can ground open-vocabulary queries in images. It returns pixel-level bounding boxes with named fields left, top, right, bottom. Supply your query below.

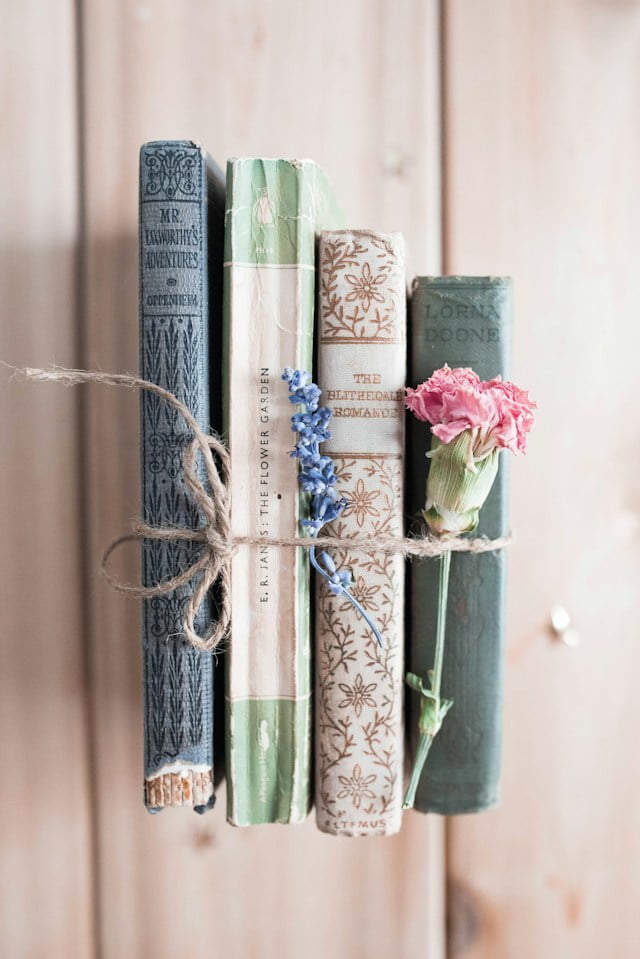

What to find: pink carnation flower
left=405, top=364, right=536, bottom=459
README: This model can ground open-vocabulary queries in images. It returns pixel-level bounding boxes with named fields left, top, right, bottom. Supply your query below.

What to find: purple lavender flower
left=282, top=368, right=383, bottom=647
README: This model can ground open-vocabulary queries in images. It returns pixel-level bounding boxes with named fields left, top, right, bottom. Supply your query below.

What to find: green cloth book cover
left=223, top=158, right=343, bottom=825
left=408, top=276, right=512, bottom=814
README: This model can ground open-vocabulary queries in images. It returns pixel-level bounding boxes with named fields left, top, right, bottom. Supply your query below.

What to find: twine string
left=12, top=365, right=511, bottom=653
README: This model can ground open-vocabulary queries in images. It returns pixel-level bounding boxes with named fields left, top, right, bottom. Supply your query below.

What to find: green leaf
left=405, top=672, right=424, bottom=693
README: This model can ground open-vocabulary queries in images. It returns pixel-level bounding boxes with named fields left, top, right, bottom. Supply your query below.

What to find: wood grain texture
left=444, top=2, right=640, bottom=956
left=9, top=1, right=638, bottom=954
left=79, top=1, right=444, bottom=956
left=0, top=3, right=95, bottom=957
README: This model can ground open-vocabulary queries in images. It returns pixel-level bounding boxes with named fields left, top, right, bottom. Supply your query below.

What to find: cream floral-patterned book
left=315, top=230, right=406, bottom=836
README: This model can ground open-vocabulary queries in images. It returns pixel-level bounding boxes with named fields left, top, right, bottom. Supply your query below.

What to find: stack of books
left=139, top=140, right=512, bottom=831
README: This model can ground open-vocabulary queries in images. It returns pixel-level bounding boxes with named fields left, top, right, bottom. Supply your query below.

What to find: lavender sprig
left=282, top=367, right=383, bottom=647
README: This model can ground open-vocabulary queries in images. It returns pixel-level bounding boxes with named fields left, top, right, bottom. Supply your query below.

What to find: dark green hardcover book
left=408, top=276, right=512, bottom=814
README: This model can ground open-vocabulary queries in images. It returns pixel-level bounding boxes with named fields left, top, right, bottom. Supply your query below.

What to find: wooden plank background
left=1, top=2, right=95, bottom=957
left=444, top=2, right=640, bottom=957
left=80, top=2, right=444, bottom=958
left=2, top=1, right=639, bottom=956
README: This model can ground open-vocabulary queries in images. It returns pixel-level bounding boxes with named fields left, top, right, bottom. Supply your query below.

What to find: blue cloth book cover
left=139, top=140, right=225, bottom=812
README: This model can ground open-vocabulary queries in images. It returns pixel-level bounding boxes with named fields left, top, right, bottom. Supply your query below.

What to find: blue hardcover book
left=139, top=140, right=225, bottom=812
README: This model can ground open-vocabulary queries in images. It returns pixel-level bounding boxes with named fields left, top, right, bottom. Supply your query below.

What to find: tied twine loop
left=18, top=365, right=233, bottom=652
left=12, top=365, right=512, bottom=653
left=102, top=431, right=234, bottom=653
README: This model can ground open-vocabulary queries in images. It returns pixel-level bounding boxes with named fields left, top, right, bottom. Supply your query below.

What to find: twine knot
left=105, top=429, right=235, bottom=653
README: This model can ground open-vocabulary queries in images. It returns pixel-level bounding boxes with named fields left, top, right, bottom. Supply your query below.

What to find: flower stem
left=402, top=549, right=453, bottom=810
left=341, top=589, right=384, bottom=648
left=432, top=549, right=452, bottom=702
left=402, top=733, right=434, bottom=809
left=309, top=545, right=383, bottom=647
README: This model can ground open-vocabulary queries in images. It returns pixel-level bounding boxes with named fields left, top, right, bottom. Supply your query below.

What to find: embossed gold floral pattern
left=338, top=673, right=378, bottom=717
left=316, top=229, right=406, bottom=837
left=344, top=261, right=387, bottom=311
left=337, top=764, right=377, bottom=808
left=316, top=455, right=404, bottom=835
left=341, top=477, right=381, bottom=527
left=320, top=232, right=403, bottom=343
left=341, top=576, right=380, bottom=613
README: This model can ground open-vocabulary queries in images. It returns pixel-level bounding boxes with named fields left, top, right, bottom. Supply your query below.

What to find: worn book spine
left=408, top=276, right=512, bottom=814
left=315, top=230, right=406, bottom=836
left=223, top=158, right=343, bottom=825
left=139, top=141, right=225, bottom=812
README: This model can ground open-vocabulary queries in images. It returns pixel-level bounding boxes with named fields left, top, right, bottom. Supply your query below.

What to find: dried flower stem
left=282, top=367, right=383, bottom=647
left=403, top=550, right=453, bottom=809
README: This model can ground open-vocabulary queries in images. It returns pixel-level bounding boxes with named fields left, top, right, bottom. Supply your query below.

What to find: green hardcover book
left=408, top=276, right=512, bottom=814
left=223, top=158, right=343, bottom=825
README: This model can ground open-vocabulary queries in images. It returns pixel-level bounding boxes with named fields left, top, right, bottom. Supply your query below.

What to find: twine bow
left=102, top=430, right=233, bottom=652
left=18, top=366, right=233, bottom=652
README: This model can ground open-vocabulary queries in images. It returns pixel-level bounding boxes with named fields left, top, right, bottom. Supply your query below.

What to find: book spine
left=139, top=141, right=223, bottom=812
left=223, top=159, right=342, bottom=825
left=315, top=230, right=406, bottom=837
left=408, top=276, right=512, bottom=814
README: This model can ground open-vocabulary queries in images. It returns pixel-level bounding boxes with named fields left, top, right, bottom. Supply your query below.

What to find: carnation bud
left=423, top=431, right=500, bottom=537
